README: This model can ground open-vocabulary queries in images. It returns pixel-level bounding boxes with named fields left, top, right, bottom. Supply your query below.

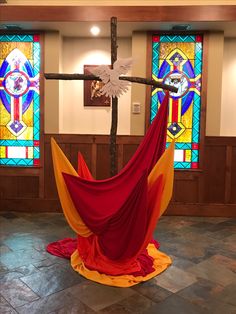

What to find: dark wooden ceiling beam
left=0, top=5, right=236, bottom=22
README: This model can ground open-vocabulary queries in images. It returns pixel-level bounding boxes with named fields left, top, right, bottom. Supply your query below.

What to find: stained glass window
left=0, top=34, right=40, bottom=166
left=151, top=35, right=203, bottom=169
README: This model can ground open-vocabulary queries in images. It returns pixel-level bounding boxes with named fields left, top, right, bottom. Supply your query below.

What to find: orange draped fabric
left=48, top=92, right=175, bottom=287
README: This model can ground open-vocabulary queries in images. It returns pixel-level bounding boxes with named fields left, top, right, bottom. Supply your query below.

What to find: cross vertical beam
left=44, top=17, right=178, bottom=178
left=110, top=17, right=118, bottom=176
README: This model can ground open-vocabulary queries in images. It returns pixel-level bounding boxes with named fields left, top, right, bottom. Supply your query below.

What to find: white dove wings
left=89, top=58, right=132, bottom=98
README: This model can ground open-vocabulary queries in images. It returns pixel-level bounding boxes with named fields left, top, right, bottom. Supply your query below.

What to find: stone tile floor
left=0, top=212, right=235, bottom=314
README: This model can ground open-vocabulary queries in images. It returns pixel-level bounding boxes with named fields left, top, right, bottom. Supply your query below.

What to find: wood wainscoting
left=0, top=135, right=235, bottom=217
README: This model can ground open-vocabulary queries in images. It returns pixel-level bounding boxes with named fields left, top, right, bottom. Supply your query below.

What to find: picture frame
left=84, top=65, right=111, bottom=107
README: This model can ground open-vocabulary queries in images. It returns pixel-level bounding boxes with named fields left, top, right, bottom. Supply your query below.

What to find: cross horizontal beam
left=44, top=73, right=178, bottom=93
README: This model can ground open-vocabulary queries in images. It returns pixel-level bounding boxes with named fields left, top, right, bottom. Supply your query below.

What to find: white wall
left=61, top=37, right=131, bottom=134
left=44, top=32, right=62, bottom=133
left=205, top=32, right=224, bottom=136
left=220, top=37, right=236, bottom=136
left=45, top=33, right=236, bottom=137
left=130, top=32, right=147, bottom=135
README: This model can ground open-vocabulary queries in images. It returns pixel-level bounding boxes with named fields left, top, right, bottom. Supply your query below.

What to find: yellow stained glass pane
left=159, top=42, right=195, bottom=60
left=182, top=104, right=193, bottom=129
left=0, top=42, right=32, bottom=60
left=176, top=129, right=192, bottom=143
left=28, top=147, right=33, bottom=158
left=22, top=102, right=33, bottom=126
left=0, top=102, right=11, bottom=125
left=18, top=126, right=33, bottom=140
left=0, top=146, right=6, bottom=158
left=0, top=126, right=16, bottom=140
left=185, top=150, right=191, bottom=162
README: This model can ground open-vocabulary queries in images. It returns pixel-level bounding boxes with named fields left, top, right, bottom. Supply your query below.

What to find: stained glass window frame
left=0, top=33, right=42, bottom=168
left=149, top=32, right=206, bottom=170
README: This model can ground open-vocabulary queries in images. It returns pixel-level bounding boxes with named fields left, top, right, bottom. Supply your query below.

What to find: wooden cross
left=45, top=17, right=177, bottom=177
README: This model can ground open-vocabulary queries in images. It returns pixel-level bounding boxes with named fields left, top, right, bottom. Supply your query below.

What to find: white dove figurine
left=89, top=58, right=132, bottom=98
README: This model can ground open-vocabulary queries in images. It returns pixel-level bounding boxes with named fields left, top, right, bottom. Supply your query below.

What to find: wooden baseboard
left=0, top=199, right=236, bottom=217
left=166, top=203, right=236, bottom=217
left=0, top=199, right=61, bottom=212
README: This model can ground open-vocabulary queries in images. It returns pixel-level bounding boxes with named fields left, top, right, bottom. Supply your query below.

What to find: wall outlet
left=132, top=102, right=141, bottom=114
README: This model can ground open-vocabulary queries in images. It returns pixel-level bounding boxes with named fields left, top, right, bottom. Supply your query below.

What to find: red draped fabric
left=62, top=93, right=169, bottom=261
left=47, top=238, right=77, bottom=259
left=47, top=92, right=174, bottom=285
left=77, top=152, right=94, bottom=180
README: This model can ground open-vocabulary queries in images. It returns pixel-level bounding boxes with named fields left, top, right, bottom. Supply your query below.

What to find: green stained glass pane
left=175, top=143, right=192, bottom=150
left=192, top=150, right=199, bottom=162
left=0, top=35, right=34, bottom=42
left=174, top=162, right=191, bottom=169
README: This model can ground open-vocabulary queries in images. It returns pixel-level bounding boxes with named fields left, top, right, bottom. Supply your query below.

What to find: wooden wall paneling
left=96, top=144, right=111, bottom=179
left=117, top=144, right=124, bottom=173
left=230, top=145, right=236, bottom=204
left=224, top=145, right=232, bottom=203
left=203, top=144, right=226, bottom=203
left=64, top=143, right=72, bottom=160
left=173, top=178, right=199, bottom=203
left=166, top=203, right=236, bottom=217
left=1, top=135, right=236, bottom=215
left=198, top=173, right=205, bottom=203
left=0, top=176, right=38, bottom=199
left=0, top=177, right=18, bottom=199
left=171, top=179, right=177, bottom=202
left=17, top=177, right=39, bottom=198
left=45, top=134, right=95, bottom=144
left=1, top=6, right=236, bottom=23
left=0, top=199, right=61, bottom=212
left=173, top=171, right=201, bottom=203
left=43, top=142, right=59, bottom=199
left=91, top=143, right=97, bottom=178
left=122, top=144, right=139, bottom=167
left=0, top=168, right=40, bottom=176
left=38, top=171, right=44, bottom=199
left=116, top=136, right=141, bottom=145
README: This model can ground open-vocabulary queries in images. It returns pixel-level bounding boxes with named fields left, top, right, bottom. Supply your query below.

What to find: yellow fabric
left=136, top=140, right=175, bottom=256
left=71, top=243, right=172, bottom=287
left=51, top=137, right=92, bottom=237
left=148, top=140, right=175, bottom=217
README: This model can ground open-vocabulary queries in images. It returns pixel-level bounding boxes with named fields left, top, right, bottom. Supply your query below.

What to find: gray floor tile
left=0, top=295, right=18, bottom=314
left=142, top=294, right=208, bottom=314
left=187, top=259, right=236, bottom=286
left=20, top=263, right=83, bottom=297
left=0, top=212, right=235, bottom=313
left=132, top=279, right=172, bottom=303
left=15, top=288, right=94, bottom=314
left=99, top=293, right=155, bottom=314
left=68, top=281, right=135, bottom=311
left=154, top=266, right=197, bottom=293
left=0, top=278, right=39, bottom=307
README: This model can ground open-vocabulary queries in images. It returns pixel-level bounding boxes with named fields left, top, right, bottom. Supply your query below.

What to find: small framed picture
left=84, top=65, right=111, bottom=106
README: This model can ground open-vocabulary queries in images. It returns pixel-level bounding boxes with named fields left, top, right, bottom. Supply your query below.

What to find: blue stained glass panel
left=0, top=34, right=41, bottom=166
left=151, top=34, right=203, bottom=169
